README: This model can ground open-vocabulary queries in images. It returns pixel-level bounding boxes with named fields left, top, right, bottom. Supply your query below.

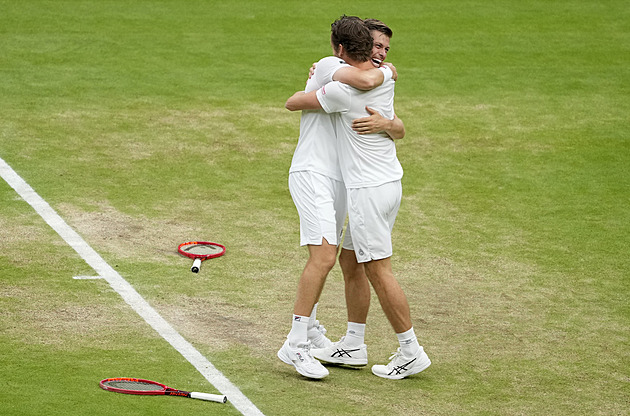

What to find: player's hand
left=308, top=62, right=317, bottom=79
left=381, top=62, right=397, bottom=81
left=352, top=107, right=391, bottom=134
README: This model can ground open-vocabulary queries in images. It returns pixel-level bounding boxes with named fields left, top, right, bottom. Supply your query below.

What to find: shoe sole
left=312, top=354, right=368, bottom=367
left=371, top=354, right=431, bottom=380
left=311, top=345, right=368, bottom=367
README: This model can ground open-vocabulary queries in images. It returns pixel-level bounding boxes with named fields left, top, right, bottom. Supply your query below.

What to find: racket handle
left=190, top=391, right=227, bottom=403
left=191, top=258, right=202, bottom=273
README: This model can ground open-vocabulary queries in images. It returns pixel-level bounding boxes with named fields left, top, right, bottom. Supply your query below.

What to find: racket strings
left=103, top=380, right=162, bottom=391
left=182, top=244, right=223, bottom=256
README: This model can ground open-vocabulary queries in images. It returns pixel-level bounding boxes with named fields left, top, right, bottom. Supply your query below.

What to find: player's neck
left=348, top=59, right=374, bottom=70
left=341, top=53, right=372, bottom=70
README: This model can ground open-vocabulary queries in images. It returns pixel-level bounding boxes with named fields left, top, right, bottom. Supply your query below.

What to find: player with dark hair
left=277, top=15, right=396, bottom=380
left=285, top=18, right=431, bottom=380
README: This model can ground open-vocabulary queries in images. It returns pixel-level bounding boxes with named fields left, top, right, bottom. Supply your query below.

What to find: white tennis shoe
left=371, top=347, right=431, bottom=380
left=312, top=336, right=368, bottom=366
left=277, top=339, right=329, bottom=379
left=307, top=320, right=333, bottom=349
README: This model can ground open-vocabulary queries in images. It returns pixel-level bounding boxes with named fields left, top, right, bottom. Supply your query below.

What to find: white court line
left=0, top=156, right=264, bottom=416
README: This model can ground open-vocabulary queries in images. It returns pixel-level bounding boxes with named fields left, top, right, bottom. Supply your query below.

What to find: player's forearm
left=333, top=67, right=384, bottom=91
left=285, top=91, right=322, bottom=111
left=386, top=115, right=405, bottom=140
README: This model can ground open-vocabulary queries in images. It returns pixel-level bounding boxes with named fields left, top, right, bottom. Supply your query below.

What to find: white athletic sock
left=344, top=322, right=366, bottom=347
left=397, top=327, right=420, bottom=357
left=288, top=314, right=309, bottom=347
left=308, top=303, right=319, bottom=330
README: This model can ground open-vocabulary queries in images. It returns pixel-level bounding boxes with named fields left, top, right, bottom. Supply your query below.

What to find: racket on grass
left=100, top=377, right=227, bottom=403
left=178, top=241, right=226, bottom=273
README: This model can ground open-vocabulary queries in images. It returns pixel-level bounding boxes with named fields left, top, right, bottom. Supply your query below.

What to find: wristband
left=379, top=65, right=393, bottom=80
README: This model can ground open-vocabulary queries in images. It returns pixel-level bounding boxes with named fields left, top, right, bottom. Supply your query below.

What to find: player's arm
left=332, top=66, right=384, bottom=90
left=333, top=63, right=396, bottom=91
left=352, top=107, right=406, bottom=140
left=285, top=91, right=322, bottom=111
left=386, top=115, right=406, bottom=140
left=314, top=61, right=397, bottom=87
left=287, top=81, right=349, bottom=114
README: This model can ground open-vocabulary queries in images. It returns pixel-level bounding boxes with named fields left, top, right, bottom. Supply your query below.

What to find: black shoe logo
left=388, top=357, right=417, bottom=376
left=331, top=348, right=361, bottom=358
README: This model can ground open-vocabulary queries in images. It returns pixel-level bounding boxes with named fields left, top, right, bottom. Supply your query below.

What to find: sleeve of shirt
left=316, top=81, right=350, bottom=114
left=314, top=56, right=349, bottom=86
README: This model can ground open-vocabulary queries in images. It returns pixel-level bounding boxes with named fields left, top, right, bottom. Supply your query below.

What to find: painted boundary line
left=0, top=157, right=264, bottom=416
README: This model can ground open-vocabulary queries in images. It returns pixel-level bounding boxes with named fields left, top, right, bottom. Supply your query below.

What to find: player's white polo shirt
left=315, top=71, right=403, bottom=262
left=289, top=56, right=349, bottom=182
left=315, top=71, right=402, bottom=189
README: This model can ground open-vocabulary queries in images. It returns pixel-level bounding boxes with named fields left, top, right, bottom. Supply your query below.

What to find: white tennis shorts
left=342, top=180, right=402, bottom=263
left=289, top=171, right=347, bottom=246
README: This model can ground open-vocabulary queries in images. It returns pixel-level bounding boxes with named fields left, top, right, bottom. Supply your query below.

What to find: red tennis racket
left=99, top=377, right=227, bottom=403
left=178, top=241, right=226, bottom=273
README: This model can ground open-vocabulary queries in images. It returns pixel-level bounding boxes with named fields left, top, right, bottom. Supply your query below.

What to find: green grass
left=1, top=1, right=629, bottom=415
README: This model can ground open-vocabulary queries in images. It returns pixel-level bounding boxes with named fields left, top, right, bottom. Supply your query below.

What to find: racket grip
left=190, top=391, right=227, bottom=403
left=191, top=258, right=202, bottom=273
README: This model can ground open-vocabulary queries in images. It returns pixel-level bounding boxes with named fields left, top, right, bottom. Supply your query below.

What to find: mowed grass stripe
left=0, top=1, right=628, bottom=415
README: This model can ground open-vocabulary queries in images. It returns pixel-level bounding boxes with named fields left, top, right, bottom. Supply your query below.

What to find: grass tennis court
left=1, top=1, right=628, bottom=415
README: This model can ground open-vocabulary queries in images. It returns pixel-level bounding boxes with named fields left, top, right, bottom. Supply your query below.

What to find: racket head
left=178, top=241, right=226, bottom=261
left=100, top=378, right=168, bottom=395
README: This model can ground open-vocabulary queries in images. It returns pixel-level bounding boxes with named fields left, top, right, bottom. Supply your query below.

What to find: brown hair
left=363, top=18, right=393, bottom=38
left=330, top=15, right=373, bottom=62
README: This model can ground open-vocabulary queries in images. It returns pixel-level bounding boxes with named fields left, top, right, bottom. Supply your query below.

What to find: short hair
left=330, top=15, right=373, bottom=62
left=363, top=18, right=393, bottom=38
